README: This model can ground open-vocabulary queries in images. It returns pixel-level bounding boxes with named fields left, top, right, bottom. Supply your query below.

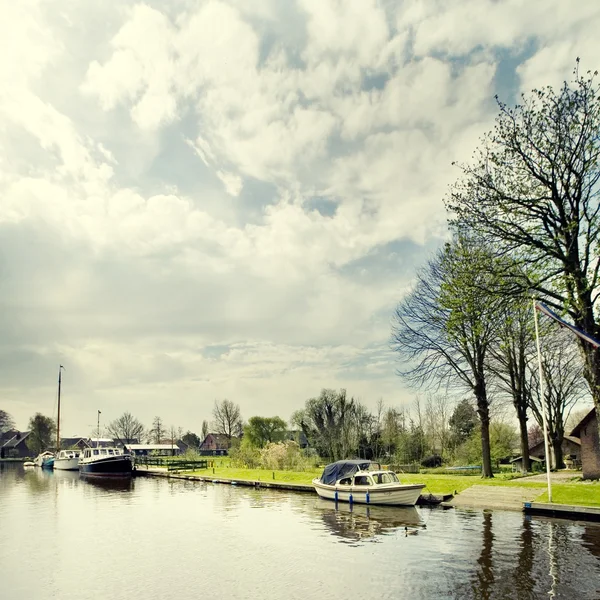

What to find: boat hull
left=79, top=455, right=133, bottom=477
left=54, top=457, right=80, bottom=471
left=313, top=479, right=425, bottom=506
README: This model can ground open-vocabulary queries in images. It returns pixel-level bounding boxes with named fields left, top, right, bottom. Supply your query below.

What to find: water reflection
left=80, top=475, right=135, bottom=494
left=472, top=511, right=494, bottom=599
left=514, top=516, right=534, bottom=600
left=314, top=499, right=423, bottom=544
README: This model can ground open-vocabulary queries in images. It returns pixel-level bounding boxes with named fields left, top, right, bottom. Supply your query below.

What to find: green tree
left=26, top=413, right=56, bottom=455
left=392, top=237, right=504, bottom=477
left=446, top=62, right=600, bottom=443
left=449, top=399, right=477, bottom=448
left=201, top=419, right=209, bottom=441
left=244, top=416, right=287, bottom=448
left=181, top=431, right=201, bottom=448
left=0, top=409, right=15, bottom=434
left=296, top=389, right=356, bottom=460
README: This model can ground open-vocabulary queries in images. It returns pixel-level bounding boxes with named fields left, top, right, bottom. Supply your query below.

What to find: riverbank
left=134, top=464, right=600, bottom=511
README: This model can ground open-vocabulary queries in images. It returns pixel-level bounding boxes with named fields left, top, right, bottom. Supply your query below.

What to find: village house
left=570, top=408, right=600, bottom=480
left=528, top=435, right=582, bottom=469
left=0, top=431, right=31, bottom=459
left=199, top=433, right=230, bottom=456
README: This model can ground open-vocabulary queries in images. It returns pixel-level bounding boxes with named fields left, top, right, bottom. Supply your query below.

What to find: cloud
left=2, top=0, right=600, bottom=433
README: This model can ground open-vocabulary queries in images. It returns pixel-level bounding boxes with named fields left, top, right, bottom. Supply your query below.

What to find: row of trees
left=391, top=61, right=599, bottom=476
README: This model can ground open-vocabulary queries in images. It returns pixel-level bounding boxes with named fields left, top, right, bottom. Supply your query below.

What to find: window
left=339, top=477, right=351, bottom=485
left=354, top=476, right=371, bottom=486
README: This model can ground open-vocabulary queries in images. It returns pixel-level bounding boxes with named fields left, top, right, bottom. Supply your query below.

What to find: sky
left=1, top=0, right=599, bottom=436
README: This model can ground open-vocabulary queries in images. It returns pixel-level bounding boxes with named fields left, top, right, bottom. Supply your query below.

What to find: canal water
left=1, top=464, right=600, bottom=600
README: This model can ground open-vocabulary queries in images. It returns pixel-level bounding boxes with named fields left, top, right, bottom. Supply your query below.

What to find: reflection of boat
left=316, top=499, right=423, bottom=542
left=23, top=461, right=35, bottom=468
left=54, top=449, right=80, bottom=471
left=34, top=451, right=55, bottom=469
left=313, top=460, right=425, bottom=506
left=81, top=475, right=134, bottom=493
left=79, top=446, right=133, bottom=476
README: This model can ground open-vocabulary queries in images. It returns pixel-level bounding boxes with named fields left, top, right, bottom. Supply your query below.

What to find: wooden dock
left=523, top=502, right=600, bottom=522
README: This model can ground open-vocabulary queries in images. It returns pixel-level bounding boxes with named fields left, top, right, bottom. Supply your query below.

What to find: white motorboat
left=54, top=449, right=80, bottom=471
left=312, top=460, right=425, bottom=506
left=34, top=451, right=55, bottom=469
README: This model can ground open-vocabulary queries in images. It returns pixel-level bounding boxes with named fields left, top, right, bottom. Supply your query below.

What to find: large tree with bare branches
left=212, top=399, right=243, bottom=441
left=446, top=61, right=600, bottom=441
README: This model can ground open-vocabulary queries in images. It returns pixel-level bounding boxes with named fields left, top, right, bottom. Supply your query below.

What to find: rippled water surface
left=1, top=464, right=600, bottom=599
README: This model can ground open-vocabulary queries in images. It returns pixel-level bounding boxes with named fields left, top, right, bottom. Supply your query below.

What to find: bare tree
left=489, top=299, right=535, bottom=472
left=148, top=416, right=165, bottom=444
left=107, top=412, right=144, bottom=443
left=528, top=329, right=589, bottom=468
left=212, top=399, right=243, bottom=442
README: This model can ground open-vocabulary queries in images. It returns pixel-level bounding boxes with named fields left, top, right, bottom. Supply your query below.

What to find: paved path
left=519, top=471, right=580, bottom=483
left=446, top=485, right=546, bottom=511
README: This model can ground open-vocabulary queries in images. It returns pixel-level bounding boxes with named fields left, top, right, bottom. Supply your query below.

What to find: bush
left=229, top=442, right=261, bottom=468
left=260, top=441, right=313, bottom=471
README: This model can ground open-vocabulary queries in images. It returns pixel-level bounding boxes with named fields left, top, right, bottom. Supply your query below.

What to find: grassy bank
left=163, top=465, right=600, bottom=507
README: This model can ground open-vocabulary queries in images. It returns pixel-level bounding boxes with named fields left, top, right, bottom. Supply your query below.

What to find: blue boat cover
left=319, top=460, right=372, bottom=485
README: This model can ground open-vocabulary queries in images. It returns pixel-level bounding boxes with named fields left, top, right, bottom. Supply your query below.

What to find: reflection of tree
left=472, top=511, right=494, bottom=599
left=514, top=516, right=534, bottom=599
left=316, top=500, right=422, bottom=544
left=581, top=525, right=600, bottom=562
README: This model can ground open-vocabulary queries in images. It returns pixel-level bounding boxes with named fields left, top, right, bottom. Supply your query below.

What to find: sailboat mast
left=56, top=365, right=64, bottom=451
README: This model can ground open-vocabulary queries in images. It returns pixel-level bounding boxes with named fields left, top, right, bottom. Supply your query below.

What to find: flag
left=535, top=302, right=600, bottom=348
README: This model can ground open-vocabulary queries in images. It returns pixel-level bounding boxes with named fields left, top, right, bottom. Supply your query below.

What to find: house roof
left=529, top=435, right=581, bottom=454
left=2, top=431, right=31, bottom=448
left=509, top=455, right=543, bottom=463
left=571, top=408, right=597, bottom=437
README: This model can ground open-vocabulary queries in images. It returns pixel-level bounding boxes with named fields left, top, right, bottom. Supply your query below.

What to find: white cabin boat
left=54, top=449, right=80, bottom=471
left=313, top=460, right=425, bottom=506
left=34, top=451, right=55, bottom=469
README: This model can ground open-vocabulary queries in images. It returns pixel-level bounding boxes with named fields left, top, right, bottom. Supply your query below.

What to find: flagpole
left=533, top=299, right=553, bottom=503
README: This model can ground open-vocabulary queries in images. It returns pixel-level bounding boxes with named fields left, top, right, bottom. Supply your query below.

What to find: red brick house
left=571, top=408, right=600, bottom=480
left=199, top=433, right=230, bottom=456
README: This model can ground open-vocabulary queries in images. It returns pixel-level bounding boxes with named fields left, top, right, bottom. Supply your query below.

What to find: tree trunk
left=552, top=436, right=564, bottom=470
left=475, top=380, right=494, bottom=478
left=517, top=407, right=530, bottom=473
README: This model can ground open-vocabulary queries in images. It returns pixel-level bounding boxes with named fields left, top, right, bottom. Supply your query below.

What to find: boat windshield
left=372, top=472, right=399, bottom=484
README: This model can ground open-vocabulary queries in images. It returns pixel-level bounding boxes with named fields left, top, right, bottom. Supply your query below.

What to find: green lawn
left=534, top=482, right=600, bottom=507
left=165, top=466, right=600, bottom=507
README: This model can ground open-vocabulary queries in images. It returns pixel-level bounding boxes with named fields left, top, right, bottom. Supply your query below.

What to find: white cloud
left=2, top=0, right=600, bottom=432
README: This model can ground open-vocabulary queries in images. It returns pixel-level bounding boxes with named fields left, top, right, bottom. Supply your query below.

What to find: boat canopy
left=319, top=460, right=372, bottom=485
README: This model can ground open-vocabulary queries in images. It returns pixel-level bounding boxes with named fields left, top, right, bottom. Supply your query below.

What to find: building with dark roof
left=0, top=431, right=31, bottom=459
left=571, top=408, right=600, bottom=480
left=199, top=433, right=231, bottom=455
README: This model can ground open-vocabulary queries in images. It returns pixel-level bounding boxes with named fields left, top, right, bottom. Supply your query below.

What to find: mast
left=56, top=365, right=64, bottom=452
left=97, top=410, right=101, bottom=448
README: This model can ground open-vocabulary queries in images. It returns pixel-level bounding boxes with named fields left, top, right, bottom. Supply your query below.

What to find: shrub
left=260, top=440, right=311, bottom=471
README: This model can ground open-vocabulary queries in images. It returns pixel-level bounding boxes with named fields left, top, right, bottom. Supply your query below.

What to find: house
left=528, top=436, right=582, bottom=469
left=509, top=455, right=543, bottom=473
left=285, top=430, right=309, bottom=448
left=125, top=444, right=181, bottom=457
left=199, top=433, right=230, bottom=456
left=60, top=437, right=92, bottom=450
left=0, top=431, right=32, bottom=459
left=571, top=408, right=600, bottom=480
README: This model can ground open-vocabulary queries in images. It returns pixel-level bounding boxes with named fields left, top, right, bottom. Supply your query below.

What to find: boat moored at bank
left=79, top=447, right=133, bottom=477
left=54, top=449, right=80, bottom=471
left=313, top=460, right=425, bottom=506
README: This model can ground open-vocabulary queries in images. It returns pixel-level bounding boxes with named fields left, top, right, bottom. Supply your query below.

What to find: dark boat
left=79, top=446, right=133, bottom=477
